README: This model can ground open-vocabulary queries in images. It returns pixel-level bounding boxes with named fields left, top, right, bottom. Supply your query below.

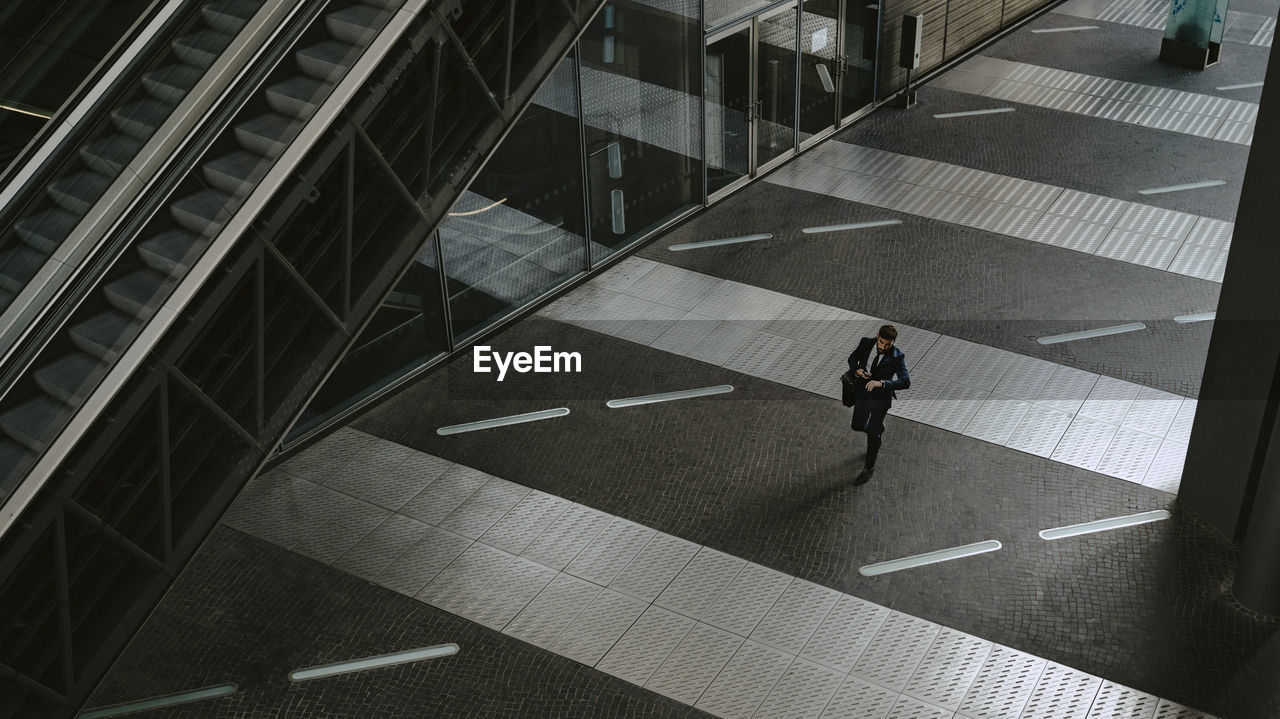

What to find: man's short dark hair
left=878, top=324, right=898, bottom=342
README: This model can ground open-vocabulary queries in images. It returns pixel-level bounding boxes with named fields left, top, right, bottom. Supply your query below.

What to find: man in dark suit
left=848, top=324, right=910, bottom=485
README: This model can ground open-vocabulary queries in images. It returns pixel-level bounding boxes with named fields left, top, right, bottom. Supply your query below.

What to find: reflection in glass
left=841, top=0, right=878, bottom=111
left=799, top=0, right=840, bottom=142
left=704, top=0, right=774, bottom=29
left=580, top=0, right=703, bottom=263
left=756, top=6, right=798, bottom=167
left=706, top=26, right=752, bottom=196
left=443, top=58, right=587, bottom=340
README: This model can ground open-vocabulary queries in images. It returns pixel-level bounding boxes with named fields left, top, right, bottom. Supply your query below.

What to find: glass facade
left=291, top=0, right=899, bottom=445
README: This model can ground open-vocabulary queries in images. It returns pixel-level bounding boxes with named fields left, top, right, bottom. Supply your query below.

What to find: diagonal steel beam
left=430, top=5, right=505, bottom=118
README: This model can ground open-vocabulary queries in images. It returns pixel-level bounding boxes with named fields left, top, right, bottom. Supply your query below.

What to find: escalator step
left=138, top=228, right=206, bottom=275
left=264, top=75, right=332, bottom=120
left=173, top=28, right=235, bottom=69
left=47, top=169, right=113, bottom=216
left=201, top=0, right=259, bottom=33
left=327, top=4, right=392, bottom=45
left=103, top=267, right=172, bottom=319
left=112, top=98, right=173, bottom=140
left=70, top=310, right=142, bottom=362
left=13, top=207, right=77, bottom=254
left=79, top=132, right=147, bottom=176
left=0, top=438, right=37, bottom=496
left=0, top=394, right=73, bottom=453
left=34, top=352, right=106, bottom=406
left=296, top=40, right=361, bottom=83
left=202, top=149, right=272, bottom=197
left=170, top=188, right=238, bottom=236
left=142, top=64, right=205, bottom=105
left=361, top=0, right=403, bottom=10
left=0, top=244, right=47, bottom=292
left=234, top=112, right=303, bottom=158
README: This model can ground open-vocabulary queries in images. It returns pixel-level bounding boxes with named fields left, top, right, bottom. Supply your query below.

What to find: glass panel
left=445, top=56, right=588, bottom=341
left=581, top=0, right=703, bottom=263
left=706, top=26, right=752, bottom=196
left=799, top=0, right=840, bottom=141
left=1164, top=0, right=1216, bottom=46
left=757, top=7, right=798, bottom=167
left=704, top=0, right=774, bottom=29
left=841, top=0, right=878, bottom=114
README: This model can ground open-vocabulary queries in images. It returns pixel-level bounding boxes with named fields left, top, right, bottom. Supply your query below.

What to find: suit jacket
left=847, top=337, right=910, bottom=409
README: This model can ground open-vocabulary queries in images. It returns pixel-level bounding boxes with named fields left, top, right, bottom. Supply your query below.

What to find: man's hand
left=855, top=369, right=869, bottom=379
left=865, top=380, right=883, bottom=390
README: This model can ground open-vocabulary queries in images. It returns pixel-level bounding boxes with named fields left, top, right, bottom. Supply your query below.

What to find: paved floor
left=90, top=4, right=1280, bottom=719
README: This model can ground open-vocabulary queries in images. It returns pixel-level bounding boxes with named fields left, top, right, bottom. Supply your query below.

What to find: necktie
left=870, top=350, right=882, bottom=373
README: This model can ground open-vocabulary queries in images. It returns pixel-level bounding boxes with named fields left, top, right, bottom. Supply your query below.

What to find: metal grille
left=904, top=629, right=993, bottom=710
left=852, top=613, right=943, bottom=692
left=957, top=646, right=1046, bottom=719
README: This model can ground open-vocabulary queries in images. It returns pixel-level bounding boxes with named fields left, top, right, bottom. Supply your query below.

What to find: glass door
left=798, top=0, right=840, bottom=145
left=705, top=4, right=799, bottom=201
left=705, top=22, right=752, bottom=197
left=839, top=0, right=879, bottom=122
left=755, top=5, right=798, bottom=171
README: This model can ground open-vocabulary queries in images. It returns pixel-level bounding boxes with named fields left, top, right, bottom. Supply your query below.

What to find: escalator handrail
left=0, top=0, right=311, bottom=373
left=0, top=0, right=187, bottom=207
left=0, top=0, right=432, bottom=539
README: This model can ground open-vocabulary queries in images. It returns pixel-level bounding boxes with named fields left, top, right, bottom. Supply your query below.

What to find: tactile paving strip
left=821, top=674, right=900, bottom=719
left=1020, top=662, right=1103, bottom=719
left=478, top=490, right=572, bottom=555
left=705, top=562, right=794, bottom=637
left=1079, top=376, right=1141, bottom=425
left=800, top=595, right=891, bottom=674
left=504, top=572, right=603, bottom=650
left=1142, top=440, right=1189, bottom=493
left=750, top=579, right=842, bottom=655
left=332, top=513, right=429, bottom=581
left=888, top=695, right=955, bottom=719
left=1087, top=680, right=1160, bottom=718
left=963, top=396, right=1032, bottom=445
left=957, top=645, right=1047, bottom=719
left=655, top=546, right=745, bottom=620
left=696, top=639, right=795, bottom=719
left=398, top=465, right=491, bottom=525
left=565, top=518, right=656, bottom=586
left=1094, top=427, right=1163, bottom=482
left=1123, top=387, right=1184, bottom=437
left=467, top=556, right=557, bottom=630
left=609, top=532, right=700, bottom=603
left=551, top=588, right=648, bottom=665
left=753, top=656, right=846, bottom=719
left=644, top=621, right=744, bottom=705
left=521, top=503, right=611, bottom=570
left=438, top=478, right=531, bottom=539
left=1006, top=404, right=1075, bottom=458
left=723, top=331, right=797, bottom=375
left=851, top=613, right=943, bottom=692
left=903, top=629, right=993, bottom=710
left=596, top=605, right=695, bottom=686
left=1050, top=416, right=1119, bottom=472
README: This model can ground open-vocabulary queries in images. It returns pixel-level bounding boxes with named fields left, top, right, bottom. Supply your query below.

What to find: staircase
left=0, top=1, right=603, bottom=716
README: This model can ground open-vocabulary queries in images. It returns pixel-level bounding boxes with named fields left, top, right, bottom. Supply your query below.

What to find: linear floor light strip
left=1174, top=311, right=1216, bottom=323
left=607, top=384, right=734, bottom=408
left=1039, top=510, right=1171, bottom=540
left=859, top=540, right=1002, bottom=576
left=1138, top=180, right=1227, bottom=195
left=291, top=644, right=459, bottom=682
left=934, top=107, right=1015, bottom=118
left=79, top=684, right=238, bottom=718
left=1030, top=25, right=1099, bottom=32
left=1217, top=81, right=1264, bottom=90
left=802, top=219, right=902, bottom=234
left=437, top=408, right=569, bottom=435
left=669, top=233, right=772, bottom=251
left=1038, top=323, right=1146, bottom=344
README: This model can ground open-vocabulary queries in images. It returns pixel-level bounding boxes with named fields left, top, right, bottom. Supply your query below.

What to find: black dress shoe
left=854, top=467, right=875, bottom=485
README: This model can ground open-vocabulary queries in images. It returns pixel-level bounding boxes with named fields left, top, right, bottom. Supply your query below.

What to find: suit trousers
left=851, top=403, right=888, bottom=469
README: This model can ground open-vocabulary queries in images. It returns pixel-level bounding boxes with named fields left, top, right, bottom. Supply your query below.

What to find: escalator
left=0, top=0, right=603, bottom=716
